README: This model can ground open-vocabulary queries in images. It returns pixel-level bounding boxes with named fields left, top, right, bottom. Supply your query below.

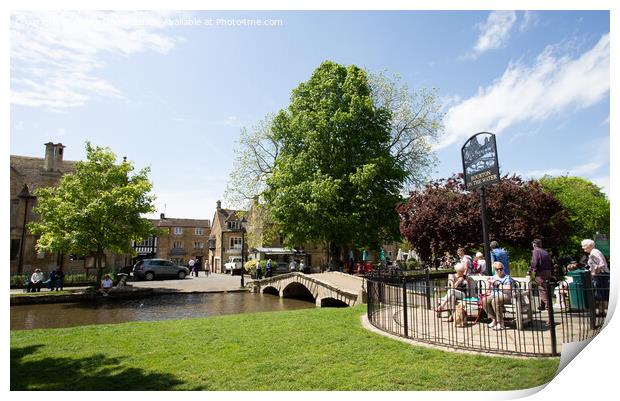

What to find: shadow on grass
left=11, top=344, right=201, bottom=390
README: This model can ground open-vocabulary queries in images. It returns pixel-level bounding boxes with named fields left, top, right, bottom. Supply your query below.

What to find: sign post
left=461, top=132, right=500, bottom=269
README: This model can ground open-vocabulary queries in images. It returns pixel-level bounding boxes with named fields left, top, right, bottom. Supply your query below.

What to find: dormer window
left=227, top=221, right=240, bottom=230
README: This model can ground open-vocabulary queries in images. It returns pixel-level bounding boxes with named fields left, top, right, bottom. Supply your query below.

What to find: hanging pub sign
left=461, top=132, right=500, bottom=190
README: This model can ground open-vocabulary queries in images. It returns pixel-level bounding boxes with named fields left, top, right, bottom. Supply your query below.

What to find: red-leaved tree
left=397, top=174, right=570, bottom=263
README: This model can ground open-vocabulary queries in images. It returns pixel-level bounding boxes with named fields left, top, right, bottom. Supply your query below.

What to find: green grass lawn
left=11, top=305, right=559, bottom=391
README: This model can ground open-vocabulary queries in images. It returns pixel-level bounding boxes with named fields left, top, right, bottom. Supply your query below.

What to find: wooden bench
left=461, top=276, right=533, bottom=330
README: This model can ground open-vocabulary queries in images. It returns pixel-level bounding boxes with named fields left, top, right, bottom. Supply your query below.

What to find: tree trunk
left=95, top=248, right=103, bottom=287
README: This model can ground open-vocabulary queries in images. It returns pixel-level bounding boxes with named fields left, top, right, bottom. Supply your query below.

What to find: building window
left=10, top=239, right=20, bottom=261
left=174, top=227, right=183, bottom=235
left=193, top=241, right=204, bottom=249
left=173, top=240, right=183, bottom=249
left=171, top=258, right=184, bottom=266
left=230, top=237, right=242, bottom=249
left=227, top=221, right=240, bottom=230
left=195, top=227, right=203, bottom=235
left=37, top=252, right=45, bottom=259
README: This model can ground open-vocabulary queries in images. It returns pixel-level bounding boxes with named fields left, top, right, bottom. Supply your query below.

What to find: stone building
left=207, top=201, right=246, bottom=273
left=132, top=214, right=211, bottom=268
left=9, top=142, right=128, bottom=274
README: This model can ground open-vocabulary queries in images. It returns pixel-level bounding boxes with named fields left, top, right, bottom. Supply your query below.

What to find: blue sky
left=10, top=10, right=610, bottom=220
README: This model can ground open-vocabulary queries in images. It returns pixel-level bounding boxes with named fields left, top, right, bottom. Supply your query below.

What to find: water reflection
left=11, top=292, right=316, bottom=330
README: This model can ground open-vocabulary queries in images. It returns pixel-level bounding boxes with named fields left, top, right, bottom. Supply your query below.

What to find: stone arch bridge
left=249, top=272, right=365, bottom=307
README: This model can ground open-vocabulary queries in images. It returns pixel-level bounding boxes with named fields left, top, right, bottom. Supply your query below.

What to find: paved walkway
left=10, top=273, right=251, bottom=295
left=129, top=272, right=251, bottom=292
left=311, top=272, right=365, bottom=293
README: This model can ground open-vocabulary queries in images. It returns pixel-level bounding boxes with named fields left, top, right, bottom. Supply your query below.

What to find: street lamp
left=240, top=216, right=247, bottom=288
left=17, top=184, right=36, bottom=274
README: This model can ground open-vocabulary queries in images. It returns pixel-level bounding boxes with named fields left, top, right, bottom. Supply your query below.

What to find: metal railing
left=366, top=270, right=608, bottom=357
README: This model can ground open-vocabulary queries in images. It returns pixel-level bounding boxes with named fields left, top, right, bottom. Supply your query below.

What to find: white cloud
left=439, top=33, right=610, bottom=150
left=471, top=11, right=517, bottom=58
left=519, top=11, right=538, bottom=32
left=11, top=11, right=179, bottom=111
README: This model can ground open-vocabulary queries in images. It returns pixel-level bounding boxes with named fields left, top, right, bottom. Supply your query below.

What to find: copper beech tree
left=397, top=174, right=570, bottom=263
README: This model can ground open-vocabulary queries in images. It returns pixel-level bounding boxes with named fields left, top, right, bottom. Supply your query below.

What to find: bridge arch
left=282, top=281, right=316, bottom=302
left=319, top=297, right=349, bottom=308
left=261, top=286, right=279, bottom=296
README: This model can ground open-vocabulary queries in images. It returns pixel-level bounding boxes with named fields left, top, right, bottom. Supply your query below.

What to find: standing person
left=483, top=261, right=514, bottom=330
left=188, top=258, right=196, bottom=277
left=529, top=239, right=554, bottom=311
left=50, top=268, right=65, bottom=291
left=299, top=260, right=306, bottom=274
left=490, top=241, right=510, bottom=275
left=289, top=258, right=297, bottom=273
left=204, top=260, right=210, bottom=277
left=457, top=248, right=474, bottom=276
left=266, top=258, right=273, bottom=277
left=474, top=252, right=486, bottom=275
left=441, top=251, right=454, bottom=269
left=27, top=269, right=44, bottom=292
left=581, top=239, right=610, bottom=314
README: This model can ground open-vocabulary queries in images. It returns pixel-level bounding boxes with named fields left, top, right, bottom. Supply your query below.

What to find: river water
left=10, top=292, right=316, bottom=330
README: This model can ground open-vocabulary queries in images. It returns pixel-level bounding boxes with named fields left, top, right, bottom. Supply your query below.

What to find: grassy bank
left=11, top=306, right=558, bottom=391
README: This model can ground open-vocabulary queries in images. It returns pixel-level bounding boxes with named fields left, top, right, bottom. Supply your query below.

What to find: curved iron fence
left=366, top=270, right=608, bottom=357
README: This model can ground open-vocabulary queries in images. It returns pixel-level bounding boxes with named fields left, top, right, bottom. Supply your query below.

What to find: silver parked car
left=132, top=259, right=189, bottom=281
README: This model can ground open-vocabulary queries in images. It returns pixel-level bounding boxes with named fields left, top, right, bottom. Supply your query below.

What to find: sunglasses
left=495, top=268, right=504, bottom=271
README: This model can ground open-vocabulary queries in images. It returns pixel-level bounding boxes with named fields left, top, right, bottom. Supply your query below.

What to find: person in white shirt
left=99, top=274, right=114, bottom=296
left=581, top=239, right=610, bottom=314
left=289, top=259, right=297, bottom=272
left=28, top=269, right=44, bottom=292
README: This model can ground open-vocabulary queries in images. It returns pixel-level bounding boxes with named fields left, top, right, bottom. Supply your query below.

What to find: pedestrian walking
left=204, top=260, right=210, bottom=277
left=266, top=259, right=273, bottom=277
left=188, top=258, right=197, bottom=277
left=529, top=239, right=553, bottom=311
left=289, top=259, right=297, bottom=272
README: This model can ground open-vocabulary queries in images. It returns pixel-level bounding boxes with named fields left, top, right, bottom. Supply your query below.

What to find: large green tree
left=28, top=142, right=158, bottom=283
left=539, top=175, right=610, bottom=253
left=263, top=61, right=407, bottom=262
left=224, top=69, right=443, bottom=210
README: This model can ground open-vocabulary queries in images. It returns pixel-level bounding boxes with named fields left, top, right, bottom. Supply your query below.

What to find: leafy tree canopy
left=28, top=142, right=158, bottom=278
left=224, top=67, right=443, bottom=210
left=397, top=174, right=571, bottom=263
left=264, top=61, right=407, bottom=251
left=539, top=175, right=610, bottom=253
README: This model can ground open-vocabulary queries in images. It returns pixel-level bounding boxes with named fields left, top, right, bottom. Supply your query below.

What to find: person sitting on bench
left=27, top=269, right=44, bottom=292
left=482, top=261, right=514, bottom=331
left=435, top=263, right=469, bottom=322
left=98, top=274, right=114, bottom=296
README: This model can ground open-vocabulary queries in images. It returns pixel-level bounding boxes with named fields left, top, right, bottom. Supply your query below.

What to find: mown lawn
left=11, top=305, right=559, bottom=390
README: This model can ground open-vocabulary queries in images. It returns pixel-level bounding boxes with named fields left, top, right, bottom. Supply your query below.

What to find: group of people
left=26, top=268, right=65, bottom=292
left=187, top=258, right=211, bottom=277
left=442, top=241, right=510, bottom=277
left=435, top=237, right=609, bottom=330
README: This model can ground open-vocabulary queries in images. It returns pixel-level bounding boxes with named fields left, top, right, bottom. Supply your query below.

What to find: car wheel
left=178, top=271, right=186, bottom=279
left=145, top=272, right=155, bottom=281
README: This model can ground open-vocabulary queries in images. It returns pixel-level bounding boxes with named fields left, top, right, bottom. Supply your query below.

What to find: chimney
left=160, top=213, right=165, bottom=219
left=43, top=142, right=54, bottom=171
left=43, top=142, right=65, bottom=172
left=216, top=200, right=221, bottom=210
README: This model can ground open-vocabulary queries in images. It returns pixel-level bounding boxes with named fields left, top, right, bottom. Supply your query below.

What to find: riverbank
left=11, top=305, right=559, bottom=391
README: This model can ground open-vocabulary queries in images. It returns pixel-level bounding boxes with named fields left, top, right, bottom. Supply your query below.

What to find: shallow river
left=11, top=292, right=315, bottom=330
